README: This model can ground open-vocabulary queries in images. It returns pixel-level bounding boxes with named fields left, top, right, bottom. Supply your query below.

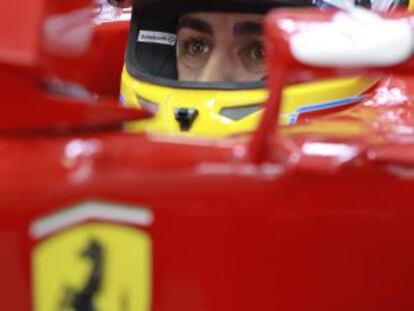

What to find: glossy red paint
left=3, top=2, right=414, bottom=311
left=0, top=1, right=148, bottom=133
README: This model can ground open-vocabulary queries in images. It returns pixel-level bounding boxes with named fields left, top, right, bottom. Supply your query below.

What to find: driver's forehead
left=177, top=12, right=264, bottom=34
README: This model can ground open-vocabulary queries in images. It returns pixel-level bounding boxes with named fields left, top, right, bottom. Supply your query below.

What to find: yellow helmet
left=119, top=0, right=399, bottom=137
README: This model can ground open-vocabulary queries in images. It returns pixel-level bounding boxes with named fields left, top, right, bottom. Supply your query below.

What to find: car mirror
left=265, top=7, right=414, bottom=83
left=249, top=7, right=414, bottom=163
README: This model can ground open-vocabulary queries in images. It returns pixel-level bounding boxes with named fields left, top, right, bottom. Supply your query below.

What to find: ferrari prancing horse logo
left=33, top=223, right=151, bottom=311
left=60, top=239, right=104, bottom=311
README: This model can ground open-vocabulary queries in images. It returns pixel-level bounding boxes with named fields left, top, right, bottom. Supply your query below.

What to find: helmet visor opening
left=125, top=0, right=312, bottom=90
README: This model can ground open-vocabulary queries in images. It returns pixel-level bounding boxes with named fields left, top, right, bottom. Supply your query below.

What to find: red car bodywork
left=2, top=1, right=414, bottom=310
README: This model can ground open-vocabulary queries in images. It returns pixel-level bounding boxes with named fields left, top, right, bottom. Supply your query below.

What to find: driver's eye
left=178, top=37, right=212, bottom=69
left=251, top=43, right=265, bottom=61
left=186, top=39, right=211, bottom=56
left=239, top=40, right=265, bottom=74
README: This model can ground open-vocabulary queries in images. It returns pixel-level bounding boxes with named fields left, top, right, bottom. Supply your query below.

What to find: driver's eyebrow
left=233, top=21, right=262, bottom=36
left=177, top=17, right=213, bottom=35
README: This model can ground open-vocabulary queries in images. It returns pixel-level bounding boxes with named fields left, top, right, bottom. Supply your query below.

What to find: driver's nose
left=198, top=50, right=238, bottom=82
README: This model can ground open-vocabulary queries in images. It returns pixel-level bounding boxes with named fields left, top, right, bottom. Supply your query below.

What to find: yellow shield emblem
left=33, top=222, right=151, bottom=311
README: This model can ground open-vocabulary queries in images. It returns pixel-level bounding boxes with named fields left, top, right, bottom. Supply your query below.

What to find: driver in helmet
left=119, top=0, right=394, bottom=136
left=176, top=12, right=265, bottom=82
